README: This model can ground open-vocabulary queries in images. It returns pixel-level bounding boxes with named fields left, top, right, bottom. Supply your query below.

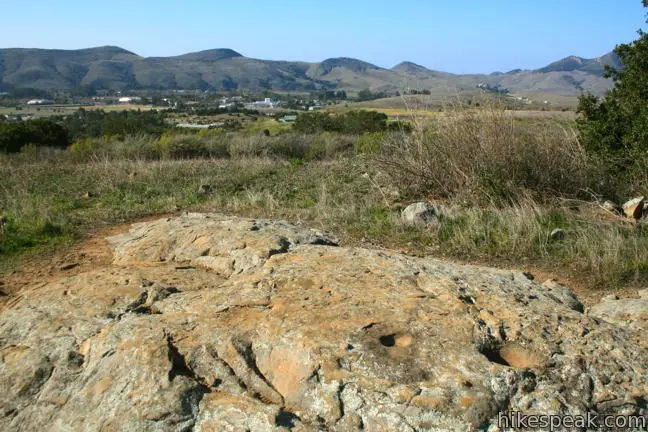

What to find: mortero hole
left=479, top=346, right=510, bottom=366
left=379, top=334, right=396, bottom=347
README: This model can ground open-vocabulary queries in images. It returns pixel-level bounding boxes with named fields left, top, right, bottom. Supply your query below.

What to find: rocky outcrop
left=589, top=291, right=648, bottom=350
left=1, top=213, right=647, bottom=431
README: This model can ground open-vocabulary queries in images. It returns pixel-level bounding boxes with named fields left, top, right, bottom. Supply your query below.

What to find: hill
left=537, top=51, right=622, bottom=76
left=0, top=46, right=619, bottom=96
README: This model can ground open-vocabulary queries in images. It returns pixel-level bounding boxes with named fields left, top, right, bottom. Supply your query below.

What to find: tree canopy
left=577, top=2, right=648, bottom=162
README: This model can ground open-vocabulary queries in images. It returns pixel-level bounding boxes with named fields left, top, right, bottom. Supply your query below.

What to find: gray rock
left=401, top=202, right=444, bottom=226
left=589, top=294, right=648, bottom=350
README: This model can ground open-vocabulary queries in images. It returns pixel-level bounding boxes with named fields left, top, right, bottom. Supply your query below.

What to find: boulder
left=401, top=202, right=444, bottom=226
left=622, top=196, right=645, bottom=219
left=1, top=213, right=647, bottom=431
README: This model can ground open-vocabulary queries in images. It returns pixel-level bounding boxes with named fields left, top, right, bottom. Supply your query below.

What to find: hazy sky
left=1, top=0, right=646, bottom=73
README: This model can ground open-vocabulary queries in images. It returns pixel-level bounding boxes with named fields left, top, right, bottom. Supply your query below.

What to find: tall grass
left=377, top=103, right=597, bottom=204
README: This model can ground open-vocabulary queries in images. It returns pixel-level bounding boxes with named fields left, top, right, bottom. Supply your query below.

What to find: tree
left=0, top=120, right=70, bottom=153
left=577, top=2, right=648, bottom=163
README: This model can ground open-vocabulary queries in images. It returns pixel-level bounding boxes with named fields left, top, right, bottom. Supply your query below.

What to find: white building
left=26, top=99, right=54, bottom=105
left=118, top=96, right=142, bottom=104
left=250, top=98, right=280, bottom=109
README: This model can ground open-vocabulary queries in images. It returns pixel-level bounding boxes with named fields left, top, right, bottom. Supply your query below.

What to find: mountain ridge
left=0, top=46, right=621, bottom=96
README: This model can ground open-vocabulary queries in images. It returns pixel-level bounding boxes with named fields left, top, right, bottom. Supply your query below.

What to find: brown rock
left=622, top=196, right=645, bottom=219
left=1, top=213, right=647, bottom=431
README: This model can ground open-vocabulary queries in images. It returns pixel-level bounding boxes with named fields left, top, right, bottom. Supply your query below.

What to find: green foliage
left=0, top=119, right=70, bottom=153
left=356, top=89, right=391, bottom=102
left=577, top=13, right=648, bottom=163
left=355, top=132, right=384, bottom=154
left=293, top=110, right=392, bottom=135
left=62, top=109, right=167, bottom=140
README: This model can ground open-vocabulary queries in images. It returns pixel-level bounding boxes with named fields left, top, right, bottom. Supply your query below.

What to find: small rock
left=601, top=200, right=622, bottom=215
left=401, top=202, right=443, bottom=226
left=549, top=228, right=565, bottom=241
left=83, top=191, right=96, bottom=199
left=59, top=263, right=80, bottom=271
left=622, top=196, right=645, bottom=219
left=197, top=184, right=213, bottom=196
left=522, top=271, right=535, bottom=281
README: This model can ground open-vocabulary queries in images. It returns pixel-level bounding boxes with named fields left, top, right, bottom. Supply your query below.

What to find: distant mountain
left=168, top=48, right=243, bottom=62
left=536, top=52, right=622, bottom=76
left=0, top=46, right=619, bottom=97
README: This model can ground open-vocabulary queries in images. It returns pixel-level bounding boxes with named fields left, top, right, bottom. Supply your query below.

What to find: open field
left=0, top=104, right=162, bottom=118
left=328, top=96, right=577, bottom=120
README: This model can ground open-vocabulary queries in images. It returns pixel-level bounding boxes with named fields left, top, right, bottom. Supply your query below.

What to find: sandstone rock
left=1, top=213, right=647, bottom=431
left=590, top=296, right=648, bottom=327
left=589, top=295, right=648, bottom=349
left=622, top=196, right=645, bottom=219
left=401, top=202, right=443, bottom=226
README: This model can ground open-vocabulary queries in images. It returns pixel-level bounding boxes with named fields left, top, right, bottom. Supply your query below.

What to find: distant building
left=176, top=122, right=223, bottom=129
left=118, top=96, right=142, bottom=104
left=245, top=98, right=280, bottom=109
left=279, top=115, right=298, bottom=123
left=26, top=99, right=54, bottom=105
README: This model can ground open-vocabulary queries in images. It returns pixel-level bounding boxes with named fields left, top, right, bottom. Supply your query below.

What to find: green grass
left=2, top=151, right=648, bottom=288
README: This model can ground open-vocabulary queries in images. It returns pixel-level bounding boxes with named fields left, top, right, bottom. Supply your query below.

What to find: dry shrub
left=377, top=103, right=594, bottom=204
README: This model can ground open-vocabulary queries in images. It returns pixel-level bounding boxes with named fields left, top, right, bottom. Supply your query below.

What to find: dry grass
left=2, top=106, right=648, bottom=289
left=376, top=103, right=594, bottom=204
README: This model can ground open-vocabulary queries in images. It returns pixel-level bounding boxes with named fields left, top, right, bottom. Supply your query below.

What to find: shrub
left=0, top=119, right=70, bottom=153
left=376, top=105, right=594, bottom=204
left=355, top=132, right=384, bottom=154
left=293, top=110, right=397, bottom=135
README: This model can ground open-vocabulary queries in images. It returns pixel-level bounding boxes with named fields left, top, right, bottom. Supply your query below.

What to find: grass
left=0, top=104, right=160, bottom=119
left=2, top=106, right=648, bottom=289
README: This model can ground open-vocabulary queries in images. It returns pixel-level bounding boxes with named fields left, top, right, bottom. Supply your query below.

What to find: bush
left=154, top=133, right=229, bottom=159
left=0, top=119, right=70, bottom=153
left=355, top=132, right=384, bottom=154
left=293, top=110, right=396, bottom=135
left=63, top=109, right=167, bottom=140
left=376, top=105, right=595, bottom=204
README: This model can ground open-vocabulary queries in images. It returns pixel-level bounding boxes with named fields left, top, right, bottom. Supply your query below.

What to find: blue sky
left=1, top=0, right=646, bottom=73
